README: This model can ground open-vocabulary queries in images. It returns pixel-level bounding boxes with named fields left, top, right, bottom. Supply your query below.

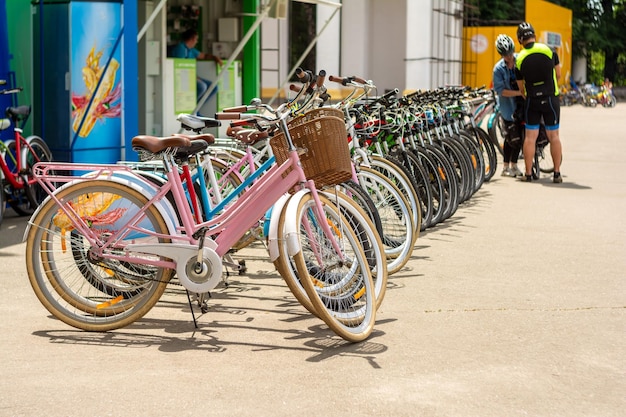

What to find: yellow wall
left=462, top=0, right=572, bottom=88
left=526, top=0, right=572, bottom=85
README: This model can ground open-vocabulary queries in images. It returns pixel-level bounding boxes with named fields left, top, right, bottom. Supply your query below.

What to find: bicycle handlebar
left=316, top=70, right=326, bottom=88
left=0, top=87, right=23, bottom=95
left=215, top=112, right=260, bottom=120
left=328, top=75, right=368, bottom=86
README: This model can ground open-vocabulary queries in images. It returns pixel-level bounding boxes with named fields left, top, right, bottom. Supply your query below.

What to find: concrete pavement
left=0, top=104, right=624, bottom=417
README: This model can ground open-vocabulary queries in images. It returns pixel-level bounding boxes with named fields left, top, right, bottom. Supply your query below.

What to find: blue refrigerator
left=33, top=0, right=123, bottom=163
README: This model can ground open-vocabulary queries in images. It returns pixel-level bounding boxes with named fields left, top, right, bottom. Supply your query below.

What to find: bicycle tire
left=368, top=154, right=422, bottom=233
left=472, top=126, right=498, bottom=181
left=446, top=134, right=476, bottom=203
left=440, top=138, right=474, bottom=205
left=5, top=136, right=53, bottom=215
left=290, top=193, right=376, bottom=342
left=384, top=153, right=433, bottom=230
left=3, top=139, right=30, bottom=216
left=357, top=166, right=415, bottom=274
left=537, top=142, right=555, bottom=174
left=274, top=191, right=386, bottom=314
left=488, top=112, right=505, bottom=156
left=25, top=180, right=174, bottom=331
left=458, top=130, right=486, bottom=195
left=335, top=179, right=384, bottom=238
left=401, top=148, right=446, bottom=227
left=420, top=144, right=459, bottom=222
left=0, top=173, right=4, bottom=225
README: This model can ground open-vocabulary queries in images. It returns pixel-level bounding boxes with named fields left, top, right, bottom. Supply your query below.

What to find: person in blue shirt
left=171, top=28, right=223, bottom=103
left=492, top=34, right=525, bottom=177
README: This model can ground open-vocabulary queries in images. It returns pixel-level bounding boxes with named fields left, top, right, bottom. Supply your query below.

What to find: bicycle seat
left=131, top=135, right=191, bottom=154
left=234, top=129, right=269, bottom=145
left=177, top=113, right=221, bottom=132
left=171, top=139, right=211, bottom=161
left=173, top=133, right=215, bottom=145
left=5, top=105, right=31, bottom=120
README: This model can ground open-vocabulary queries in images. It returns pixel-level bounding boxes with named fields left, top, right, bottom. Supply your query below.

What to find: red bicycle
left=1, top=79, right=53, bottom=223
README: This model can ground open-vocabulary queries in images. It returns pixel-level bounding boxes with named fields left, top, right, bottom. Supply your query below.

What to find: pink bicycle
left=24, top=82, right=378, bottom=342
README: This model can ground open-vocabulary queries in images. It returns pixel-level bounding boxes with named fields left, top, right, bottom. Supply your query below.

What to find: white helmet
left=495, top=34, right=515, bottom=55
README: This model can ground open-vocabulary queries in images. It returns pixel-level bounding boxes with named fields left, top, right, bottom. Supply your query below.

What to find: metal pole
left=137, top=0, right=167, bottom=43
left=268, top=3, right=340, bottom=106
left=194, top=0, right=277, bottom=113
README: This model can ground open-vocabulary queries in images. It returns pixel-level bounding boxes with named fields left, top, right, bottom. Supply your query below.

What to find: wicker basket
left=287, top=107, right=345, bottom=128
left=271, top=115, right=352, bottom=188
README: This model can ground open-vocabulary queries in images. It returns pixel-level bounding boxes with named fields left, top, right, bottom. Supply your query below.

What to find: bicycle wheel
left=420, top=145, right=459, bottom=222
left=357, top=167, right=415, bottom=274
left=5, top=136, right=53, bottom=215
left=537, top=142, right=554, bottom=174
left=289, top=193, right=377, bottom=342
left=368, top=154, right=422, bottom=233
left=403, top=148, right=446, bottom=227
left=25, top=180, right=174, bottom=331
left=458, top=130, right=486, bottom=195
left=0, top=172, right=4, bottom=225
left=488, top=112, right=505, bottom=156
left=3, top=139, right=30, bottom=216
left=274, top=191, right=386, bottom=314
left=440, top=138, right=474, bottom=204
left=335, top=179, right=384, bottom=238
left=472, top=126, right=498, bottom=181
left=383, top=153, right=432, bottom=230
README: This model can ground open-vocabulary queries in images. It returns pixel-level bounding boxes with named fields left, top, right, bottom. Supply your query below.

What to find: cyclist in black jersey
left=514, top=22, right=564, bottom=183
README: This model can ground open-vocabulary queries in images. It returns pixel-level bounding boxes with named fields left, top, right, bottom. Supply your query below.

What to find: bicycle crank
left=125, top=242, right=222, bottom=293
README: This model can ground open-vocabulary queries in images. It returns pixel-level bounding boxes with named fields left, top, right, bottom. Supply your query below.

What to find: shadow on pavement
left=0, top=212, right=28, bottom=251
left=32, top=319, right=390, bottom=366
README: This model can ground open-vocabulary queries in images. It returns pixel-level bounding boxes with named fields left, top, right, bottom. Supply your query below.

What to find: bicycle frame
left=195, top=142, right=275, bottom=219
left=31, top=127, right=344, bottom=293
left=0, top=127, right=37, bottom=189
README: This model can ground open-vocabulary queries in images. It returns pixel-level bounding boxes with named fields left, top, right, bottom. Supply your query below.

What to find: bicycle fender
left=22, top=175, right=179, bottom=242
left=282, top=189, right=311, bottom=257
left=266, top=193, right=293, bottom=262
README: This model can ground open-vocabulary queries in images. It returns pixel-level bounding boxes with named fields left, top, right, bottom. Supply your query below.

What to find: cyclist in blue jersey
left=514, top=22, right=564, bottom=183
left=493, top=34, right=524, bottom=178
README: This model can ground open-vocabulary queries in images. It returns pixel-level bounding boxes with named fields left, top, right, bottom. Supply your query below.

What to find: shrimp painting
left=53, top=192, right=125, bottom=252
left=71, top=46, right=121, bottom=138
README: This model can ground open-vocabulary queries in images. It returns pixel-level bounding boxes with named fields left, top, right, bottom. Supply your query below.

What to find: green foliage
left=588, top=51, right=605, bottom=85
left=464, top=0, right=525, bottom=24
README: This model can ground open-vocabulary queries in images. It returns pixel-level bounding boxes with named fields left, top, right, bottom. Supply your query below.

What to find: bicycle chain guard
left=125, top=241, right=222, bottom=293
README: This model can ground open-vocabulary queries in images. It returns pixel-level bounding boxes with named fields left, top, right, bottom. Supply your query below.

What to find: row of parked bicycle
left=559, top=83, right=617, bottom=108
left=5, top=71, right=502, bottom=342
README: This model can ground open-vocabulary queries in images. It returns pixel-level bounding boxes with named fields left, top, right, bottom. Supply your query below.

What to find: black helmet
left=517, top=22, right=535, bottom=42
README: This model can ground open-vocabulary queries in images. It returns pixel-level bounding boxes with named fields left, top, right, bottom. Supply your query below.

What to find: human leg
left=542, top=96, right=563, bottom=182
left=501, top=140, right=512, bottom=174
left=522, top=127, right=538, bottom=176
left=507, top=120, right=523, bottom=176
left=196, top=77, right=209, bottom=102
left=521, top=98, right=544, bottom=178
left=545, top=128, right=562, bottom=173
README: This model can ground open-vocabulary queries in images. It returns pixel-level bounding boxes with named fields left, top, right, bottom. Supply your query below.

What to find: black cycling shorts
left=524, top=95, right=560, bottom=130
